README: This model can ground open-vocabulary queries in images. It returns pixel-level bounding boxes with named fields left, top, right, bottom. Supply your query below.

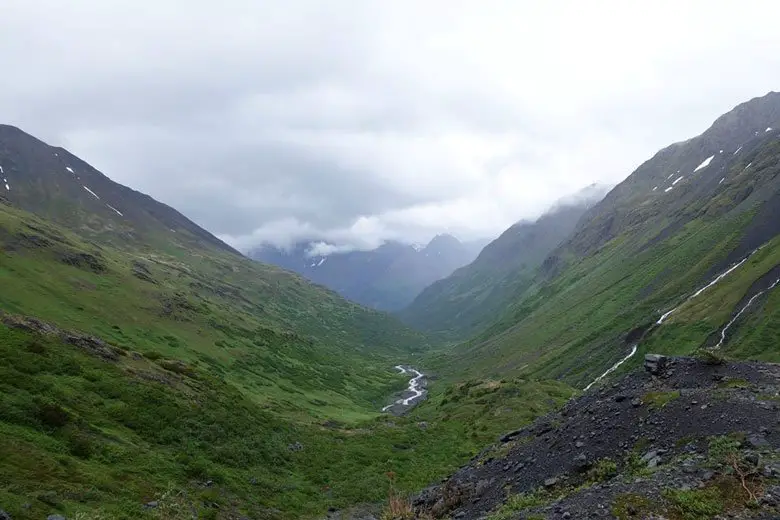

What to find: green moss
left=611, top=493, right=652, bottom=519
left=486, top=489, right=552, bottom=520
left=586, top=458, right=617, bottom=484
left=707, top=435, right=742, bottom=466
left=663, top=488, right=723, bottom=520
left=624, top=452, right=653, bottom=477
left=694, top=348, right=727, bottom=366
left=718, top=377, right=750, bottom=389
left=643, top=390, right=681, bottom=410
left=675, top=436, right=699, bottom=449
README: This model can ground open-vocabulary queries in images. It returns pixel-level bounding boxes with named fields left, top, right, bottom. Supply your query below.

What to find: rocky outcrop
left=414, top=356, right=780, bottom=519
left=0, top=312, right=123, bottom=361
left=644, top=353, right=669, bottom=375
left=131, top=259, right=157, bottom=284
left=56, top=250, right=107, bottom=273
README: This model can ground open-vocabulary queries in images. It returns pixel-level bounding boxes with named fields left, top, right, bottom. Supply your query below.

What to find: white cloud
left=2, top=0, right=780, bottom=251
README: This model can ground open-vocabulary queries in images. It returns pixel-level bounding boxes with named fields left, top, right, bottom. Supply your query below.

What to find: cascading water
left=714, top=277, right=780, bottom=349
left=382, top=365, right=426, bottom=412
left=586, top=246, right=767, bottom=391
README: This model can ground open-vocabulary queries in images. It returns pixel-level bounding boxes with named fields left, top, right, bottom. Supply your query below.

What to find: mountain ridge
left=251, top=234, right=488, bottom=311
left=0, top=122, right=429, bottom=411
left=399, top=186, right=609, bottom=338
left=0, top=124, right=240, bottom=256
left=423, top=91, right=780, bottom=390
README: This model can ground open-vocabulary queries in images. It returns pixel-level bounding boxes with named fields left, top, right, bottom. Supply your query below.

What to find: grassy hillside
left=0, top=320, right=574, bottom=519
left=0, top=201, right=429, bottom=422
left=422, top=106, right=780, bottom=390
left=399, top=199, right=599, bottom=340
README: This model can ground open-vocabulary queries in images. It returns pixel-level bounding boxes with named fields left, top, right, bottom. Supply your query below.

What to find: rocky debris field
left=414, top=354, right=780, bottom=519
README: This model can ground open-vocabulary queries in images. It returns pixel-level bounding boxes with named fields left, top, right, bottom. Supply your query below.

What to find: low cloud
left=2, top=1, right=780, bottom=252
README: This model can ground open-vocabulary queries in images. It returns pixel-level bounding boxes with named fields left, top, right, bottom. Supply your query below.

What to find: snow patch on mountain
left=106, top=204, right=123, bottom=216
left=83, top=186, right=100, bottom=199
left=693, top=155, right=715, bottom=172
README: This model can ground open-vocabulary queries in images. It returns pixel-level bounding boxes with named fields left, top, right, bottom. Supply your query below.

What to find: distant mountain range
left=250, top=234, right=488, bottom=311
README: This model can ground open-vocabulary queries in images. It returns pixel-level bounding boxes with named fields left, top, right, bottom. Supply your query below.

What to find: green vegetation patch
left=586, top=458, right=618, bottom=484
left=663, top=487, right=724, bottom=520
left=643, top=390, right=681, bottom=410
left=0, top=321, right=574, bottom=519
left=486, top=489, right=553, bottom=520
left=611, top=493, right=652, bottom=520
left=717, top=377, right=751, bottom=389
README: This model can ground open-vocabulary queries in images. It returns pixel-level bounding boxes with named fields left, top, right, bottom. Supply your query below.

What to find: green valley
left=3, top=78, right=780, bottom=520
left=0, top=126, right=574, bottom=519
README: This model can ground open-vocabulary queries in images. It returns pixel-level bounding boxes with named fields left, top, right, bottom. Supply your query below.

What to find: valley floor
left=0, top=313, right=573, bottom=520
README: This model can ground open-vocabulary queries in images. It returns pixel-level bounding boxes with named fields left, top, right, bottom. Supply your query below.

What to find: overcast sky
left=2, top=1, right=780, bottom=252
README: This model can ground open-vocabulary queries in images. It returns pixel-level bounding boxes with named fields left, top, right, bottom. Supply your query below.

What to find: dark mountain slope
left=399, top=188, right=606, bottom=339
left=564, top=91, right=780, bottom=259
left=0, top=124, right=237, bottom=254
left=251, top=234, right=486, bottom=311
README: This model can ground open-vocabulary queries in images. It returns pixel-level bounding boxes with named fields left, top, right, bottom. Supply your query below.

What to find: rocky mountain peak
left=425, top=233, right=462, bottom=250
left=706, top=91, right=780, bottom=144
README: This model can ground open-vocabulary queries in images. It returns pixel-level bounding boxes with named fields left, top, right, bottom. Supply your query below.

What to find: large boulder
left=644, top=354, right=669, bottom=375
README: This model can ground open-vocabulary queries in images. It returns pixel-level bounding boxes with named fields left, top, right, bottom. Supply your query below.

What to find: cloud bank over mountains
left=2, top=1, right=780, bottom=251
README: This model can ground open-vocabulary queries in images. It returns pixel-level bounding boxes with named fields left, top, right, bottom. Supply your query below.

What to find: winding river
left=382, top=365, right=427, bottom=413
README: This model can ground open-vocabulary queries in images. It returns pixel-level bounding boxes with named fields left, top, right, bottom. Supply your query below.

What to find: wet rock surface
left=414, top=356, right=780, bottom=519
